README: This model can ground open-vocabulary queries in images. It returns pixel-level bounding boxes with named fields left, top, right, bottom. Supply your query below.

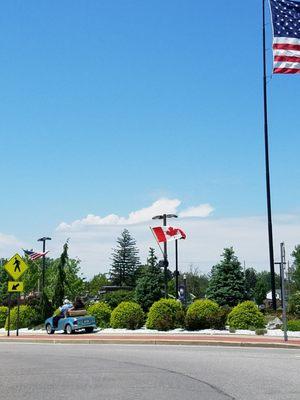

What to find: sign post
left=7, top=293, right=11, bottom=337
left=3, top=254, right=28, bottom=336
left=280, top=243, right=288, bottom=342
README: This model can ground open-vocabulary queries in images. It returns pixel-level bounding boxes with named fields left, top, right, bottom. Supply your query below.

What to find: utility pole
left=152, top=213, right=177, bottom=298
left=262, top=0, right=276, bottom=310
left=38, top=236, right=51, bottom=318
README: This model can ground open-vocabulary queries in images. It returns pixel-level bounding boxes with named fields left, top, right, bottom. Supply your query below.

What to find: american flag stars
left=269, top=0, right=300, bottom=73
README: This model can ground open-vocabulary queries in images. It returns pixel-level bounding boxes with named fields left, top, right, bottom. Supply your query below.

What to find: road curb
left=1, top=337, right=300, bottom=349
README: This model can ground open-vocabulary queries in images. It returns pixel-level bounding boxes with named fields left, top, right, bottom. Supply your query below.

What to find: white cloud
left=179, top=203, right=214, bottom=218
left=53, top=199, right=300, bottom=278
left=56, top=198, right=213, bottom=231
left=0, top=232, right=24, bottom=257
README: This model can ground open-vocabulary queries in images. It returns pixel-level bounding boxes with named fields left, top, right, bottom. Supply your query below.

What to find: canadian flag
left=151, top=226, right=187, bottom=243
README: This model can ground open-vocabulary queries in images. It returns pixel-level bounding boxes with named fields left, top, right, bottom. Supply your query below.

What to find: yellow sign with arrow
left=8, top=281, right=24, bottom=293
left=4, top=253, right=28, bottom=281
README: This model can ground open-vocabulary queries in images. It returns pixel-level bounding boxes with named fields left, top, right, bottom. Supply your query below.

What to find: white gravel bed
left=1, top=327, right=300, bottom=338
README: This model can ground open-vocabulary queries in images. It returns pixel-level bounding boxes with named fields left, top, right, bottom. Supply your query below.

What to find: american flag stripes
left=23, top=249, right=49, bottom=260
left=269, top=0, right=300, bottom=73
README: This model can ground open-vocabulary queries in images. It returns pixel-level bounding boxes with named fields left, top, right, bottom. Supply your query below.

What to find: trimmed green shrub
left=286, top=320, right=300, bottom=332
left=87, top=302, right=111, bottom=328
left=5, top=305, right=38, bottom=330
left=102, top=290, right=134, bottom=309
left=185, top=299, right=222, bottom=330
left=146, top=299, right=184, bottom=331
left=207, top=307, right=229, bottom=330
left=110, top=301, right=144, bottom=329
left=0, top=306, right=8, bottom=328
left=255, top=328, right=267, bottom=335
left=227, top=301, right=266, bottom=330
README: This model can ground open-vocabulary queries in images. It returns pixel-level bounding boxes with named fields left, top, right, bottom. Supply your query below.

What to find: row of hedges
left=6, top=300, right=300, bottom=332
left=86, top=299, right=268, bottom=331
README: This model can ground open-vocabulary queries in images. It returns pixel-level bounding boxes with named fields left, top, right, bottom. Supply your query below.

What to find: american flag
left=269, top=0, right=300, bottom=74
left=23, top=249, right=49, bottom=260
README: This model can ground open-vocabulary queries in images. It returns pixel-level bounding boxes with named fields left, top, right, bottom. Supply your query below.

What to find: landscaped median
left=1, top=299, right=300, bottom=348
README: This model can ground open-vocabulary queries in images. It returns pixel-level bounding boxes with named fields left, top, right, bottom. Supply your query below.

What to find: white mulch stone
left=1, top=327, right=299, bottom=338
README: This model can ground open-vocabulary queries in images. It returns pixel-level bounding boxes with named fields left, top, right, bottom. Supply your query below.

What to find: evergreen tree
left=134, top=248, right=163, bottom=310
left=206, top=247, right=245, bottom=307
left=146, top=247, right=160, bottom=274
left=52, top=241, right=68, bottom=309
left=244, top=267, right=257, bottom=300
left=110, top=229, right=140, bottom=287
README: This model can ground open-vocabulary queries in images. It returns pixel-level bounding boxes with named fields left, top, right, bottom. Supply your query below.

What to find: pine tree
left=134, top=248, right=163, bottom=310
left=110, top=229, right=140, bottom=287
left=244, top=267, right=257, bottom=300
left=206, top=247, right=245, bottom=307
left=52, top=241, right=68, bottom=309
left=147, top=247, right=160, bottom=274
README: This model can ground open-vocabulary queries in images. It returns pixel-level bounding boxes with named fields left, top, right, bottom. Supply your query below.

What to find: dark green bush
left=134, top=275, right=162, bottom=311
left=5, top=305, right=38, bottom=330
left=26, top=296, right=52, bottom=324
left=110, top=301, right=144, bottom=329
left=227, top=301, right=266, bottom=330
left=207, top=307, right=229, bottom=330
left=286, top=320, right=300, bottom=332
left=87, top=302, right=111, bottom=328
left=0, top=306, right=8, bottom=328
left=185, top=299, right=223, bottom=330
left=102, top=290, right=134, bottom=309
left=146, top=299, right=184, bottom=331
left=255, top=328, right=267, bottom=335
left=288, top=291, right=300, bottom=316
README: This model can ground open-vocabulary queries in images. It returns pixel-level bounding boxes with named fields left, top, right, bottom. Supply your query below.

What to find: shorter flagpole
left=175, top=239, right=179, bottom=299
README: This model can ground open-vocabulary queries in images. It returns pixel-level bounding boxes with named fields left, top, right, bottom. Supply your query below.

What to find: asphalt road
left=0, top=344, right=299, bottom=400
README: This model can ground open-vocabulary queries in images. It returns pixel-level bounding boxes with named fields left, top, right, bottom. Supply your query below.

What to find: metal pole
left=263, top=0, right=276, bottom=310
left=16, top=293, right=20, bottom=337
left=7, top=293, right=11, bottom=337
left=280, top=242, right=288, bottom=342
left=42, top=239, right=46, bottom=293
left=163, top=214, right=168, bottom=298
left=183, top=274, right=187, bottom=307
left=175, top=240, right=179, bottom=299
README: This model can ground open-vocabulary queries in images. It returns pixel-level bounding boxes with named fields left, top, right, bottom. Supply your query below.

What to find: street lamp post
left=152, top=213, right=177, bottom=298
left=175, top=239, right=179, bottom=299
left=37, top=237, right=51, bottom=304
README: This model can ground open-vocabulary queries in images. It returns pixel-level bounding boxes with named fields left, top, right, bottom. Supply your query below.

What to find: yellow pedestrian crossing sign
left=4, top=254, right=28, bottom=280
left=8, top=281, right=24, bottom=293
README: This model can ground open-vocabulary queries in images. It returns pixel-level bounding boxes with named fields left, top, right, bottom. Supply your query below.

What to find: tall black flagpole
left=263, top=0, right=276, bottom=310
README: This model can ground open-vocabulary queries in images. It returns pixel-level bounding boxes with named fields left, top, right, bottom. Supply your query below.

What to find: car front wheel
left=65, top=324, right=73, bottom=335
left=46, top=323, right=55, bottom=335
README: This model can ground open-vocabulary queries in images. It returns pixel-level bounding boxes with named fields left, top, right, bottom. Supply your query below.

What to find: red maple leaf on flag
left=166, top=227, right=179, bottom=237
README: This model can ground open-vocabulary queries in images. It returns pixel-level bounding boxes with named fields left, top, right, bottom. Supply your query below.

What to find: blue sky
left=1, top=1, right=299, bottom=275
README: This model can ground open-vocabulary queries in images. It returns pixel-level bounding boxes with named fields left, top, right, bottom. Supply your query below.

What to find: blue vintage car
left=45, top=314, right=97, bottom=335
